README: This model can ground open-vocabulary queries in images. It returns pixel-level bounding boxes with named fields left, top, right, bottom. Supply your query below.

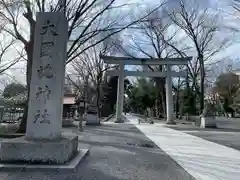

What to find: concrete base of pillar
left=0, top=135, right=79, bottom=164
left=114, top=115, right=126, bottom=123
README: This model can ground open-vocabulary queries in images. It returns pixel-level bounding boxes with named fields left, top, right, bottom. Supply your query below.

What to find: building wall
left=232, top=70, right=240, bottom=81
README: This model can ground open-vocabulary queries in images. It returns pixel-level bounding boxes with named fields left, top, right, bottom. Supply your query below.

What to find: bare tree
left=0, top=35, right=25, bottom=73
left=68, top=39, right=117, bottom=113
left=169, top=0, right=230, bottom=112
left=233, top=0, right=240, bottom=13
left=0, top=0, right=162, bottom=86
left=0, top=76, right=11, bottom=93
left=114, top=8, right=191, bottom=117
left=0, top=0, right=163, bottom=132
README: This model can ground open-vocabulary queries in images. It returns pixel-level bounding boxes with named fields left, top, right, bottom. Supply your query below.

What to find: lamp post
left=75, top=92, right=85, bottom=132
left=78, top=99, right=85, bottom=132
left=75, top=75, right=89, bottom=131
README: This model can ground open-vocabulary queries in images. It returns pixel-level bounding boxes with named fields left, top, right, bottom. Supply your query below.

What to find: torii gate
left=100, top=55, right=192, bottom=124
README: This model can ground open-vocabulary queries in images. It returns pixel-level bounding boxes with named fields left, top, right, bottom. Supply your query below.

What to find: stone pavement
left=170, top=126, right=240, bottom=151
left=0, top=122, right=194, bottom=180
left=126, top=114, right=240, bottom=180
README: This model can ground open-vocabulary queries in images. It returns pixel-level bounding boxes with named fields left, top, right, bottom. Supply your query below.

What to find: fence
left=0, top=107, right=24, bottom=123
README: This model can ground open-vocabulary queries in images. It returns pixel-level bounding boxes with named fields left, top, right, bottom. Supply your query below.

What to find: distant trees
left=214, top=72, right=240, bottom=115
left=232, top=91, right=240, bottom=114
left=3, top=83, right=27, bottom=98
left=100, top=76, right=118, bottom=116
left=68, top=38, right=119, bottom=112
left=169, top=0, right=230, bottom=112
left=127, top=78, right=157, bottom=115
left=99, top=76, right=131, bottom=117
left=215, top=73, right=239, bottom=101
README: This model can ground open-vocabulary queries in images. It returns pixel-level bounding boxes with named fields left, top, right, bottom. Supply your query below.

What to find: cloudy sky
left=0, top=0, right=239, bottom=91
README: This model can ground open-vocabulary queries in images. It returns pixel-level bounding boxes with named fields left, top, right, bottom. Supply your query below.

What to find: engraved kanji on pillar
left=34, top=19, right=58, bottom=125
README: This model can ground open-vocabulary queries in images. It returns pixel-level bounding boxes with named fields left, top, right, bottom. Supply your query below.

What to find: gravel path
left=0, top=123, right=195, bottom=180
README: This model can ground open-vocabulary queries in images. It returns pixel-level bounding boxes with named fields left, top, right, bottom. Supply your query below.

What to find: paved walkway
left=0, top=122, right=194, bottom=180
left=126, top=114, right=240, bottom=180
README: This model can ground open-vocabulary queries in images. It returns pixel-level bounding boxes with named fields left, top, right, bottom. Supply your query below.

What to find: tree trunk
left=155, top=77, right=166, bottom=118
left=96, top=83, right=100, bottom=115
left=200, top=75, right=205, bottom=112
left=16, top=15, right=35, bottom=133
left=17, top=43, right=33, bottom=133
left=96, top=73, right=103, bottom=116
left=17, top=104, right=28, bottom=133
left=199, top=55, right=205, bottom=113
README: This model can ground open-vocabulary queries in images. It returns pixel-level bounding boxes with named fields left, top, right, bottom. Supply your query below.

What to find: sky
left=0, top=0, right=240, bottom=91
left=123, top=0, right=240, bottom=71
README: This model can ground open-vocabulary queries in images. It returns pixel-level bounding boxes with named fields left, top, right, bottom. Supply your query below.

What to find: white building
left=232, top=69, right=240, bottom=79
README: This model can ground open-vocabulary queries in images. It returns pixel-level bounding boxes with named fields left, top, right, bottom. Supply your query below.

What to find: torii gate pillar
left=115, top=62, right=125, bottom=123
left=166, top=64, right=175, bottom=124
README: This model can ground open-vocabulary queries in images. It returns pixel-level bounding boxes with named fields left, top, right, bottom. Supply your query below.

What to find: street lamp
left=75, top=92, right=85, bottom=132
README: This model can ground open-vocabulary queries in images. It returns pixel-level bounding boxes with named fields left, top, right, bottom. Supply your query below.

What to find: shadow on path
left=0, top=123, right=195, bottom=180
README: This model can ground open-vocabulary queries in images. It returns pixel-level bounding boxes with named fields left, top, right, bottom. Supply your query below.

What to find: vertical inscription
left=36, top=85, right=51, bottom=104
left=37, top=64, right=54, bottom=79
left=33, top=110, right=41, bottom=124
left=40, top=109, right=50, bottom=124
left=40, top=42, right=54, bottom=58
left=34, top=19, right=58, bottom=125
left=36, top=87, right=43, bottom=100
left=33, top=109, right=50, bottom=124
left=40, top=20, right=58, bottom=36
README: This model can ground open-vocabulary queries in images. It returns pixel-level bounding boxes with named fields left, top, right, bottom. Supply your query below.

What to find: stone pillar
left=0, top=13, right=87, bottom=165
left=115, top=62, right=125, bottom=123
left=166, top=64, right=175, bottom=124
left=25, top=12, right=68, bottom=140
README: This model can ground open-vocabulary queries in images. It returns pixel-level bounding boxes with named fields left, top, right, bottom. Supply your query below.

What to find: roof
left=63, top=96, right=75, bottom=105
left=64, top=93, right=76, bottom=97
left=232, top=70, right=240, bottom=76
